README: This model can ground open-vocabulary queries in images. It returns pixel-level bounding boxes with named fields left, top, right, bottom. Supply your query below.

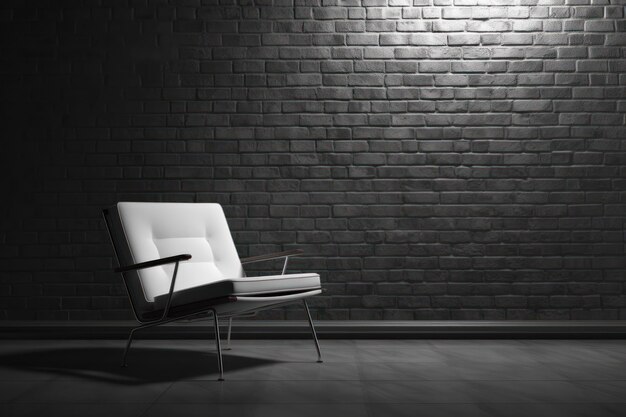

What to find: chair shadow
left=0, top=346, right=279, bottom=385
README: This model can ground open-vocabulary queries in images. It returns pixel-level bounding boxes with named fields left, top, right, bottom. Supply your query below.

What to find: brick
left=397, top=21, right=430, bottom=32
left=387, top=49, right=413, bottom=62
left=386, top=62, right=417, bottom=73
left=606, top=34, right=626, bottom=46
left=303, top=21, right=334, bottom=33
left=366, top=7, right=401, bottom=20
left=442, top=8, right=472, bottom=19
left=447, top=34, right=481, bottom=46
left=512, top=100, right=552, bottom=112
left=501, top=33, right=533, bottom=45
left=434, top=74, right=468, bottom=86
left=452, top=62, right=507, bottom=73
left=321, top=60, right=353, bottom=73
left=346, top=34, right=378, bottom=45
left=467, top=21, right=512, bottom=32
left=313, top=7, right=347, bottom=20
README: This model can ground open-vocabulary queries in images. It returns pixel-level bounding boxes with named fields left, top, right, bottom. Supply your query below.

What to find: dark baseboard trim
left=2, top=320, right=626, bottom=339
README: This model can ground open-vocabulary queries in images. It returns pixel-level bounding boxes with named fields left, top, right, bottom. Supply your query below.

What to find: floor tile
left=518, top=340, right=626, bottom=364
left=143, top=402, right=369, bottom=417
left=0, top=382, right=47, bottom=403
left=227, top=345, right=358, bottom=364
left=366, top=403, right=486, bottom=417
left=428, top=340, right=540, bottom=364
left=575, top=380, right=626, bottom=400
left=220, top=360, right=359, bottom=381
left=361, top=380, right=619, bottom=404
left=546, top=361, right=626, bottom=381
left=358, top=360, right=564, bottom=381
left=11, top=380, right=171, bottom=404
left=0, top=403, right=150, bottom=417
left=466, top=380, right=619, bottom=403
left=362, top=380, right=477, bottom=403
left=355, top=346, right=447, bottom=363
left=156, top=380, right=366, bottom=404
left=476, top=402, right=626, bottom=417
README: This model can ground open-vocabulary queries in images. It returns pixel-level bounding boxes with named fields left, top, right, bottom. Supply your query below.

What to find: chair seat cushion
left=154, top=273, right=321, bottom=309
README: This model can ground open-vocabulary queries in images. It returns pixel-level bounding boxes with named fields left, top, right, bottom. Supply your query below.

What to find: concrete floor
left=1, top=339, right=625, bottom=417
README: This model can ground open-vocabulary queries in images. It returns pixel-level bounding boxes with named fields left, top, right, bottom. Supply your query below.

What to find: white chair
left=102, top=202, right=323, bottom=380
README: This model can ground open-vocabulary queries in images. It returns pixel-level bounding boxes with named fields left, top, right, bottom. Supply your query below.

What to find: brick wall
left=0, top=0, right=625, bottom=321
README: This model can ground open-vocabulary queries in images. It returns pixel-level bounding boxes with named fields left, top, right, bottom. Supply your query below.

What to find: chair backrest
left=103, top=203, right=244, bottom=307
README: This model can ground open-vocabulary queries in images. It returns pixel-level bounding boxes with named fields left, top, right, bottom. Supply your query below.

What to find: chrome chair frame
left=225, top=254, right=323, bottom=363
left=103, top=210, right=322, bottom=380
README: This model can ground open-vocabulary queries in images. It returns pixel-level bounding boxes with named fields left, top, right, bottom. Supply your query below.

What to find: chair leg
left=212, top=310, right=225, bottom=381
left=302, top=299, right=323, bottom=363
left=121, top=327, right=139, bottom=367
left=226, top=317, right=233, bottom=350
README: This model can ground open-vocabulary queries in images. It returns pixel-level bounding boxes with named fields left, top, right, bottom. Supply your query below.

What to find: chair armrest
left=240, top=249, right=304, bottom=265
left=114, top=254, right=192, bottom=273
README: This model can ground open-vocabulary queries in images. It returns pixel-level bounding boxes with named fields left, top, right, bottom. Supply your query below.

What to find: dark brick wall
left=1, top=0, right=625, bottom=321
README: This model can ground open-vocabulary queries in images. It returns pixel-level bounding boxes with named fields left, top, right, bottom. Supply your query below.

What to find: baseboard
left=2, top=320, right=626, bottom=339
